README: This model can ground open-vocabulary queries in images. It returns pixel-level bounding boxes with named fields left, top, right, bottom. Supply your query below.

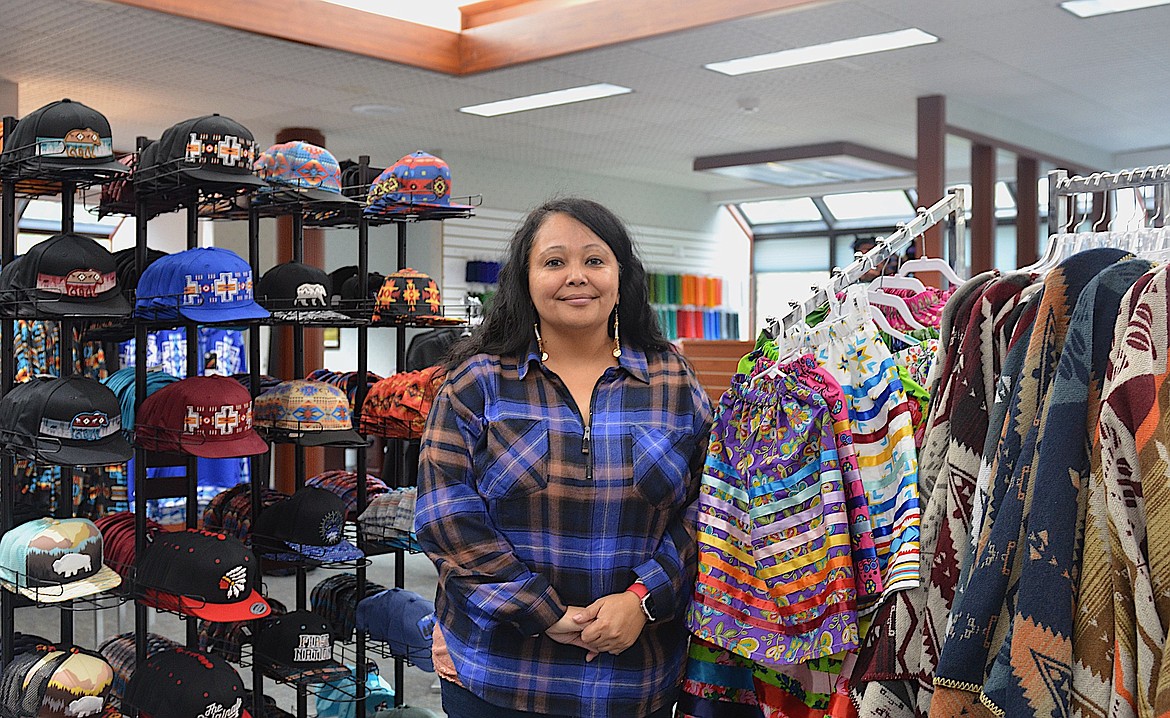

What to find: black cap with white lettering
left=251, top=610, right=351, bottom=685
left=123, top=647, right=250, bottom=718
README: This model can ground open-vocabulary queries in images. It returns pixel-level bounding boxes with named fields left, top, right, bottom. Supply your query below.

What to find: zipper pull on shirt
left=583, top=423, right=593, bottom=480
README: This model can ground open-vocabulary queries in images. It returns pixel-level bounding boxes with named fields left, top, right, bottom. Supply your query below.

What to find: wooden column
left=970, top=143, right=995, bottom=273
left=1016, top=156, right=1039, bottom=267
left=272, top=127, right=326, bottom=492
left=917, top=95, right=945, bottom=285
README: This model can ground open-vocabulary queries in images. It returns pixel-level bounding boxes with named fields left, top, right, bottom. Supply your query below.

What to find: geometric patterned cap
left=253, top=380, right=365, bottom=447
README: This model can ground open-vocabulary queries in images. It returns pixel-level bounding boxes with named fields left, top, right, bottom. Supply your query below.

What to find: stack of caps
left=98, top=631, right=179, bottom=706
left=0, top=644, right=114, bottom=718
left=371, top=268, right=456, bottom=325
left=135, top=529, right=271, bottom=621
left=359, top=366, right=446, bottom=439
left=356, top=588, right=436, bottom=672
left=0, top=233, right=131, bottom=318
left=364, top=151, right=472, bottom=216
left=311, top=573, right=388, bottom=642
left=254, top=380, right=366, bottom=446
left=201, top=482, right=289, bottom=544
left=231, top=372, right=282, bottom=396
left=252, top=610, right=353, bottom=685
left=0, top=517, right=122, bottom=602
left=123, top=648, right=250, bottom=718
left=257, top=261, right=351, bottom=322
left=252, top=487, right=364, bottom=564
left=0, top=376, right=132, bottom=466
left=94, top=511, right=163, bottom=578
left=304, top=368, right=384, bottom=412
left=357, top=488, right=420, bottom=550
left=329, top=266, right=385, bottom=304
left=199, top=596, right=287, bottom=664
left=135, top=114, right=265, bottom=195
left=132, top=247, right=270, bottom=323
left=135, top=375, right=269, bottom=458
left=111, top=247, right=168, bottom=297
left=97, top=153, right=138, bottom=217
left=253, top=141, right=357, bottom=206
left=0, top=98, right=128, bottom=179
left=306, top=470, right=390, bottom=521
left=102, top=366, right=180, bottom=431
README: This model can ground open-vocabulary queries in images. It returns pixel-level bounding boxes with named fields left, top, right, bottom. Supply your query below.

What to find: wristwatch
left=625, top=580, right=656, bottom=622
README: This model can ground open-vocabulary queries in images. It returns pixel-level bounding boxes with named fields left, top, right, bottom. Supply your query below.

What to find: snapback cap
left=254, top=141, right=356, bottom=205
left=134, top=247, right=269, bottom=323
left=123, top=648, right=250, bottom=718
left=356, top=588, right=436, bottom=672
left=253, top=487, right=364, bottom=563
left=0, top=99, right=128, bottom=176
left=135, top=529, right=270, bottom=622
left=0, top=518, right=122, bottom=603
left=371, top=268, right=442, bottom=323
left=0, top=376, right=131, bottom=467
left=145, top=114, right=264, bottom=190
left=256, top=262, right=350, bottom=322
left=135, top=375, right=269, bottom=458
left=0, top=233, right=130, bottom=316
left=254, top=380, right=366, bottom=447
left=365, top=151, right=472, bottom=215
left=252, top=610, right=352, bottom=685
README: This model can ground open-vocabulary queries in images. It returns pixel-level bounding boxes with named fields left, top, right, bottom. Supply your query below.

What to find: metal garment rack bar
left=0, top=115, right=16, bottom=668
left=247, top=203, right=266, bottom=717
left=777, top=189, right=966, bottom=332
left=1048, top=166, right=1170, bottom=237
left=133, top=136, right=150, bottom=664
left=355, top=155, right=372, bottom=718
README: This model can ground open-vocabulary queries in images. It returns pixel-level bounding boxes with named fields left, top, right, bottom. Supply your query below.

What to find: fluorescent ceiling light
left=705, top=28, right=938, bottom=76
left=459, top=83, right=632, bottom=117
left=1060, top=0, right=1170, bottom=17
left=319, top=0, right=478, bottom=31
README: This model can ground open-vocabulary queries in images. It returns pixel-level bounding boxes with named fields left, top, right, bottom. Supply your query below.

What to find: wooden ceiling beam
left=105, top=0, right=463, bottom=75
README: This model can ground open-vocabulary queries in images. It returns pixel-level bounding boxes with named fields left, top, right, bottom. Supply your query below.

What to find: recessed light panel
left=705, top=28, right=938, bottom=76
left=1060, top=0, right=1170, bottom=17
left=459, top=83, right=632, bottom=117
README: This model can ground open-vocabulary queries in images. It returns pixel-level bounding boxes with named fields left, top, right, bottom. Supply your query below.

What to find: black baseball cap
left=0, top=376, right=131, bottom=467
left=253, top=487, right=364, bottom=563
left=136, top=529, right=271, bottom=622
left=124, top=648, right=250, bottom=718
left=252, top=610, right=352, bottom=685
left=141, top=114, right=264, bottom=190
left=0, top=233, right=130, bottom=317
left=0, top=99, right=129, bottom=176
left=257, top=262, right=350, bottom=322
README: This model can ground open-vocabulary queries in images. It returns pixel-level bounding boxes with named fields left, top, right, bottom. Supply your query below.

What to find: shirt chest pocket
left=630, top=425, right=692, bottom=507
left=474, top=418, right=549, bottom=501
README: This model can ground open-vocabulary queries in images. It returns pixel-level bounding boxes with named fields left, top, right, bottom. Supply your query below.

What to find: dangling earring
left=612, top=305, right=622, bottom=359
left=534, top=322, right=549, bottom=362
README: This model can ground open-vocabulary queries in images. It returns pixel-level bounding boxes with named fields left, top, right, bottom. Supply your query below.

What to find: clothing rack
left=774, top=188, right=967, bottom=333
left=1048, top=166, right=1170, bottom=237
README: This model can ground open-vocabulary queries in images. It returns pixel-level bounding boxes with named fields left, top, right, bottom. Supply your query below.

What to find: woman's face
left=527, top=212, right=620, bottom=339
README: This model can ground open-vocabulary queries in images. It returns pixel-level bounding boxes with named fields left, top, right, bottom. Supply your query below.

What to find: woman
left=416, top=197, right=713, bottom=718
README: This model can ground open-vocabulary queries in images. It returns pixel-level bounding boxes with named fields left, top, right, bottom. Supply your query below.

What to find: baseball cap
left=0, top=517, right=122, bottom=603
left=254, top=141, right=357, bottom=205
left=252, top=610, right=352, bottom=685
left=135, top=529, right=271, bottom=622
left=256, top=262, right=351, bottom=323
left=0, top=233, right=130, bottom=317
left=0, top=376, right=131, bottom=467
left=364, top=151, right=472, bottom=216
left=254, top=380, right=366, bottom=447
left=0, top=99, right=128, bottom=177
left=141, top=114, right=264, bottom=191
left=370, top=268, right=443, bottom=324
left=123, top=648, right=250, bottom=718
left=134, top=247, right=270, bottom=323
left=253, top=487, right=364, bottom=563
left=135, top=375, right=269, bottom=458
left=356, top=588, right=436, bottom=672
left=0, top=646, right=114, bottom=718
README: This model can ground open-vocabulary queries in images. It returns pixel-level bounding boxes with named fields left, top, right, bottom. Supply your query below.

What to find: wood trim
left=1016, top=156, right=1039, bottom=266
left=106, top=0, right=462, bottom=75
left=694, top=141, right=915, bottom=173
left=946, top=124, right=1096, bottom=176
left=459, top=0, right=830, bottom=74
left=461, top=0, right=579, bottom=30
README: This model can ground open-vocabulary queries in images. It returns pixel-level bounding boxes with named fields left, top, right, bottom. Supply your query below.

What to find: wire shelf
left=250, top=523, right=370, bottom=570
left=2, top=565, right=130, bottom=611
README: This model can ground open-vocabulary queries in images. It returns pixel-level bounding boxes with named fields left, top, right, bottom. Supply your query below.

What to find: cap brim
left=265, top=539, right=364, bottom=563
left=181, top=429, right=270, bottom=458
left=26, top=158, right=131, bottom=175
left=269, top=309, right=354, bottom=323
left=180, top=588, right=271, bottom=622
left=258, top=659, right=352, bottom=685
left=179, top=301, right=271, bottom=323
left=181, top=167, right=268, bottom=188
left=259, top=186, right=360, bottom=205
left=35, top=293, right=132, bottom=317
left=292, top=429, right=367, bottom=447
left=34, top=433, right=133, bottom=467
left=9, top=565, right=122, bottom=603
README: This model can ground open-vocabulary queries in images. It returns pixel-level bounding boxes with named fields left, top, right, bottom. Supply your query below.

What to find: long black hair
left=446, top=197, right=671, bottom=368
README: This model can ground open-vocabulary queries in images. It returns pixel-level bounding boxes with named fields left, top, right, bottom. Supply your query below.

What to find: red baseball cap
left=134, top=376, right=269, bottom=458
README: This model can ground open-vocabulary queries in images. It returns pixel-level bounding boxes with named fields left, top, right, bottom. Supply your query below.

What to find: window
left=738, top=197, right=824, bottom=224
left=822, top=190, right=914, bottom=222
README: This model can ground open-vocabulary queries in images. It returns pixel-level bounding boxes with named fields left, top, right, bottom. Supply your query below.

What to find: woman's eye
left=545, top=258, right=563, bottom=267
left=587, top=257, right=605, bottom=266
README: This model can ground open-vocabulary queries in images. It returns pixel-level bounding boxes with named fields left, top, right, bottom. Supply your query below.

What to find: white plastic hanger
left=865, top=289, right=927, bottom=330
left=871, top=273, right=926, bottom=293
left=867, top=301, right=918, bottom=346
left=898, top=257, right=964, bottom=286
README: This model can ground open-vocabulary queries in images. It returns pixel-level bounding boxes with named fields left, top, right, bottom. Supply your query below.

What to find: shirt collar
left=516, top=340, right=650, bottom=384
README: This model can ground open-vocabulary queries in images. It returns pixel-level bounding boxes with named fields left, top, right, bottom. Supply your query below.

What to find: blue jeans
left=440, top=680, right=675, bottom=718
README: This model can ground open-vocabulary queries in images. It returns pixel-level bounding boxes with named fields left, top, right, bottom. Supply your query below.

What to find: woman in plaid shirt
left=416, top=198, right=712, bottom=718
